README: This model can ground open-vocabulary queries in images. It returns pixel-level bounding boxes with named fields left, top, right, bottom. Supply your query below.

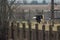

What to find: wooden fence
left=7, top=22, right=60, bottom=40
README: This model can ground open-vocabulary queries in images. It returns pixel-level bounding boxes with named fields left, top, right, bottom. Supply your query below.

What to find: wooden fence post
left=8, top=22, right=12, bottom=40
left=17, top=23, right=20, bottom=40
left=11, top=22, right=14, bottom=40
left=28, top=22, right=32, bottom=40
left=17, top=23, right=20, bottom=37
left=42, top=25, right=45, bottom=40
left=12, top=22, right=18, bottom=40
left=22, top=23, right=26, bottom=39
left=49, top=25, right=53, bottom=40
left=35, top=24, right=38, bottom=40
left=57, top=26, right=60, bottom=40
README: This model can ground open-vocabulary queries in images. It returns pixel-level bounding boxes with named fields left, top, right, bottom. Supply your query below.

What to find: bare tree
left=7, top=0, right=16, bottom=21
left=0, top=0, right=16, bottom=40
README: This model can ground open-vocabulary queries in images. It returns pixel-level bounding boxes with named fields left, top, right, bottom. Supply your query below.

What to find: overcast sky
left=24, top=0, right=59, bottom=3
left=14, top=0, right=60, bottom=3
